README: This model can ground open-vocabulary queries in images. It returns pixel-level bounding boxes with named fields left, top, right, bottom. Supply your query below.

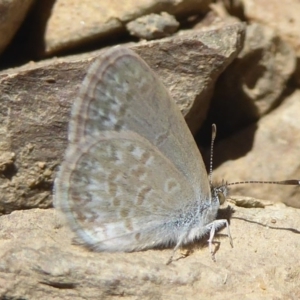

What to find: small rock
left=0, top=152, right=15, bottom=173
left=126, top=12, right=179, bottom=40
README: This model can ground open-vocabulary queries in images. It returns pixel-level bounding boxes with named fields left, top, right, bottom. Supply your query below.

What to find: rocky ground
left=0, top=0, right=300, bottom=299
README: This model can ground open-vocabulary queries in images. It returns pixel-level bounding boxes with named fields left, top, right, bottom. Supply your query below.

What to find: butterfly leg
left=207, top=219, right=233, bottom=260
left=166, top=219, right=233, bottom=264
left=166, top=235, right=187, bottom=265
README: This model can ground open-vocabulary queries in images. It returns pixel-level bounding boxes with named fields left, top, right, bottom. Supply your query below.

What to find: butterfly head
left=211, top=181, right=228, bottom=206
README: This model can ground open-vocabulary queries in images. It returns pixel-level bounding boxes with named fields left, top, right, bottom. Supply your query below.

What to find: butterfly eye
left=217, top=191, right=226, bottom=205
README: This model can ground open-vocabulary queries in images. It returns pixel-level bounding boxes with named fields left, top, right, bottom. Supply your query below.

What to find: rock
left=0, top=203, right=299, bottom=299
left=0, top=0, right=34, bottom=55
left=0, top=24, right=244, bottom=212
left=240, top=0, right=300, bottom=85
left=26, top=0, right=212, bottom=57
left=126, top=12, right=180, bottom=40
left=211, top=89, right=300, bottom=208
left=133, top=23, right=245, bottom=134
left=200, top=22, right=296, bottom=138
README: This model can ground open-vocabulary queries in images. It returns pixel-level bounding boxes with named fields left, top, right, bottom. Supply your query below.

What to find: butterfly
left=54, top=46, right=235, bottom=263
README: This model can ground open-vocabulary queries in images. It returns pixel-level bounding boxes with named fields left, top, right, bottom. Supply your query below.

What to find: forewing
left=69, top=46, right=210, bottom=198
left=55, top=131, right=195, bottom=251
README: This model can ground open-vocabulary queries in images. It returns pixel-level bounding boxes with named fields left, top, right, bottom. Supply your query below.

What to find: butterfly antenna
left=209, top=124, right=217, bottom=186
left=227, top=179, right=300, bottom=187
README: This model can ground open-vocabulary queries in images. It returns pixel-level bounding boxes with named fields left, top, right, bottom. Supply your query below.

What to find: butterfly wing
left=68, top=46, right=211, bottom=199
left=55, top=131, right=197, bottom=251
